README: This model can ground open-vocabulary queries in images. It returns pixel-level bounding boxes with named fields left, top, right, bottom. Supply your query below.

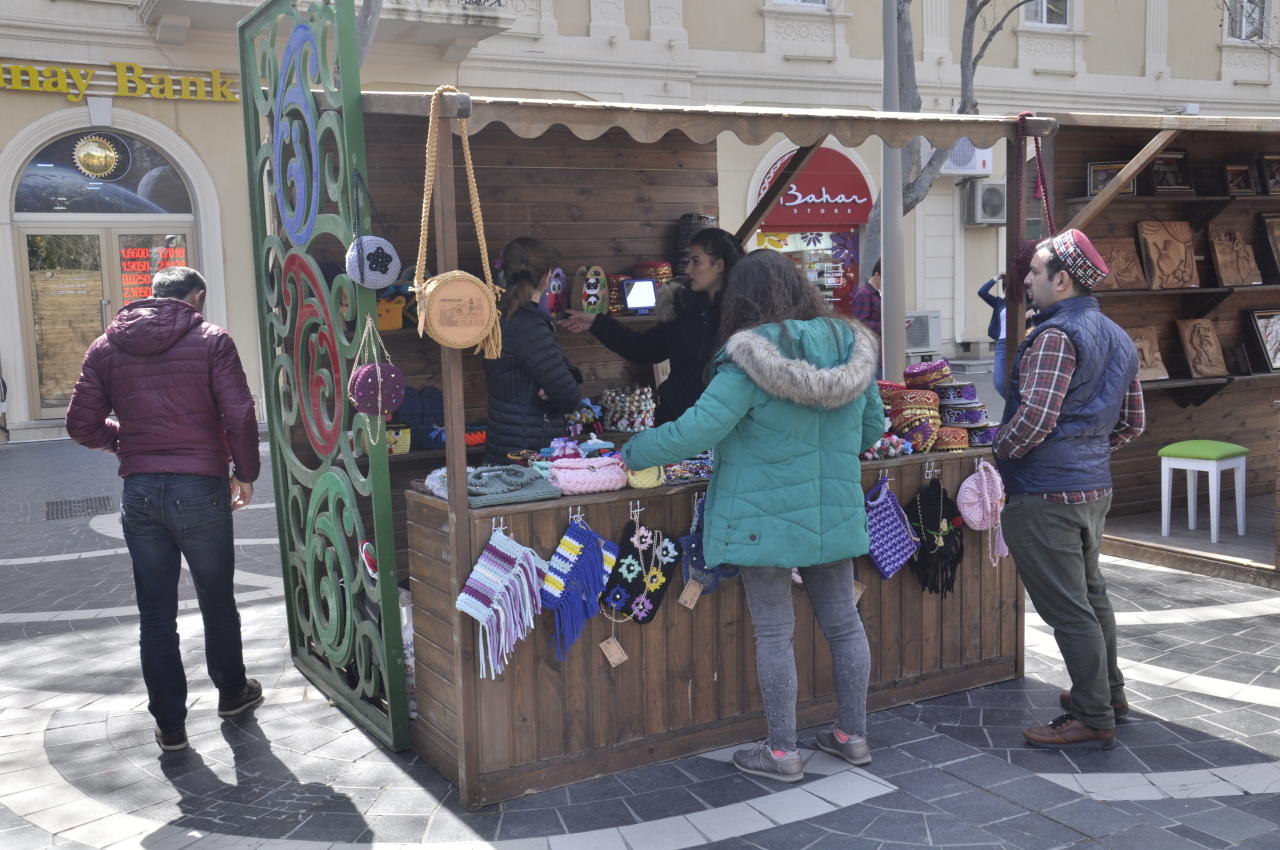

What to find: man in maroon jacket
left=67, top=267, right=263, bottom=752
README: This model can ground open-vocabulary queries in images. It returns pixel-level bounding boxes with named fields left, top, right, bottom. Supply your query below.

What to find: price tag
left=853, top=579, right=865, bottom=605
left=599, top=636, right=628, bottom=667
left=678, top=578, right=704, bottom=609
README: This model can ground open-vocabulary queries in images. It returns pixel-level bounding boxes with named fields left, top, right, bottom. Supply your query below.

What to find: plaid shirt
left=994, top=328, right=1145, bottom=504
left=849, top=282, right=881, bottom=335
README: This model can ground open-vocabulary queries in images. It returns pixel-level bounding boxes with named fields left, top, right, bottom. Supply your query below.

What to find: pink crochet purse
left=549, top=456, right=627, bottom=495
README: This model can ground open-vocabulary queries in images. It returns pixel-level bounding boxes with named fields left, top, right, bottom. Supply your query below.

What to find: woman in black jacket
left=561, top=228, right=743, bottom=424
left=483, top=237, right=583, bottom=463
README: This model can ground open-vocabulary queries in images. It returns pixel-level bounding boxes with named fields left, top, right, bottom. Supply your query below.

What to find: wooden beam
left=431, top=116, right=480, bottom=807
left=1066, top=129, right=1180, bottom=232
left=733, top=142, right=822, bottom=247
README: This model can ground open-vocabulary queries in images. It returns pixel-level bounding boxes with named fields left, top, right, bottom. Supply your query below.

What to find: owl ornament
left=545, top=267, right=567, bottom=317
left=577, top=264, right=609, bottom=315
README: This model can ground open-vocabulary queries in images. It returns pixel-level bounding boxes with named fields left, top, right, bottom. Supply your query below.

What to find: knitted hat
left=467, top=466, right=563, bottom=507
left=456, top=529, right=547, bottom=679
left=1050, top=228, right=1109, bottom=289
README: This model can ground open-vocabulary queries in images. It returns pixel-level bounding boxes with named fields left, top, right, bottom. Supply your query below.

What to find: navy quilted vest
left=997, top=296, right=1138, bottom=494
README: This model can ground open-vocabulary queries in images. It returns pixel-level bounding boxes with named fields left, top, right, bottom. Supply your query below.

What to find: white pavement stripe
left=0, top=540, right=280, bottom=567
left=1027, top=592, right=1280, bottom=627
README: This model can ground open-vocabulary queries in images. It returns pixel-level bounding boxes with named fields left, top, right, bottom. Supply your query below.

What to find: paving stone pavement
left=5, top=440, right=1280, bottom=849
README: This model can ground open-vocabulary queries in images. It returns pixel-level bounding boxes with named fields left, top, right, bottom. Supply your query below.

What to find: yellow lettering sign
left=0, top=60, right=236, bottom=103
left=67, top=67, right=94, bottom=103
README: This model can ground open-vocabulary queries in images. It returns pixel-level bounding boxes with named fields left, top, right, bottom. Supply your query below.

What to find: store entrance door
left=18, top=227, right=193, bottom=418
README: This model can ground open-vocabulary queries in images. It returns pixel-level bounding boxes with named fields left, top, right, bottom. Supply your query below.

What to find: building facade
left=0, top=0, right=1275, bottom=439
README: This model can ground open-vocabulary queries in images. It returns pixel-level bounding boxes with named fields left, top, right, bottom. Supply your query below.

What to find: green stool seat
left=1158, top=440, right=1249, bottom=461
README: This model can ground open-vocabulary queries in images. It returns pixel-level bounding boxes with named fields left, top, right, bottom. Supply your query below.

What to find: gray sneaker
left=815, top=728, right=871, bottom=766
left=732, top=742, right=804, bottom=783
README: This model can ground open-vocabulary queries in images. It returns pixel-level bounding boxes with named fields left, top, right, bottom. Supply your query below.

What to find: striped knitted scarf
left=456, top=529, right=548, bottom=679
left=541, top=519, right=618, bottom=660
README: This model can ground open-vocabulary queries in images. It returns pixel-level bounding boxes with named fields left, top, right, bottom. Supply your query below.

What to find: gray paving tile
left=857, top=746, right=925, bottom=777
left=889, top=767, right=976, bottom=801
left=895, top=734, right=979, bottom=765
left=1135, top=797, right=1223, bottom=818
left=802, top=834, right=880, bottom=850
left=929, top=788, right=1029, bottom=825
left=564, top=774, right=631, bottom=804
left=1239, top=832, right=1280, bottom=850
left=1040, top=799, right=1140, bottom=838
left=1182, top=738, right=1272, bottom=767
left=1167, top=823, right=1229, bottom=849
left=425, top=809, right=500, bottom=842
left=804, top=802, right=881, bottom=836
left=502, top=786, right=570, bottom=811
left=1092, top=824, right=1216, bottom=850
left=623, top=787, right=706, bottom=821
left=497, top=808, right=566, bottom=839
left=741, top=821, right=828, bottom=850
left=614, top=762, right=693, bottom=795
left=941, top=751, right=1030, bottom=786
left=933, top=724, right=991, bottom=748
left=1127, top=744, right=1214, bottom=772
left=923, top=812, right=1006, bottom=846
left=859, top=809, right=929, bottom=844
left=1007, top=747, right=1078, bottom=774
left=356, top=813, right=431, bottom=843
left=863, top=789, right=939, bottom=814
left=985, top=811, right=1089, bottom=850
left=687, top=774, right=769, bottom=807
left=1178, top=806, right=1277, bottom=843
left=676, top=755, right=740, bottom=781
left=558, top=797, right=635, bottom=832
left=285, top=811, right=368, bottom=841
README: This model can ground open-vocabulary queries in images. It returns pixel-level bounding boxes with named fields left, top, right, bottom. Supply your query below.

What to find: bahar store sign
left=0, top=60, right=238, bottom=103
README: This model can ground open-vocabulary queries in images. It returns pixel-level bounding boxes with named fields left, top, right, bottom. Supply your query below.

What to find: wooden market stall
left=345, top=93, right=1054, bottom=806
left=1036, top=113, right=1280, bottom=574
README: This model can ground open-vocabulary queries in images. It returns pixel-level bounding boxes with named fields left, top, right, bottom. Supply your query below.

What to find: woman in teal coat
left=622, top=249, right=884, bottom=783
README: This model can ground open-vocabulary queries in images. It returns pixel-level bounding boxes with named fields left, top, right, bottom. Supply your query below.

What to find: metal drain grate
left=45, top=496, right=115, bottom=521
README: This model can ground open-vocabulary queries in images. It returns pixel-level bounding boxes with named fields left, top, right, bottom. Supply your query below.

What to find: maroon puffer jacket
left=66, top=298, right=260, bottom=482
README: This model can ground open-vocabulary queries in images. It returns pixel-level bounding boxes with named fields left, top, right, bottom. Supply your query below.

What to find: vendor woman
left=484, top=237, right=583, bottom=464
left=561, top=227, right=743, bottom=424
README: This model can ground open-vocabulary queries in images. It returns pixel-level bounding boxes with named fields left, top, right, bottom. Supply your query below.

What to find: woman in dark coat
left=483, top=237, right=582, bottom=463
left=560, top=228, right=743, bottom=424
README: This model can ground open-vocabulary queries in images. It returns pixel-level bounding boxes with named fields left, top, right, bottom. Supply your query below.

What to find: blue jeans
left=740, top=561, right=871, bottom=751
left=993, top=338, right=1007, bottom=400
left=121, top=474, right=246, bottom=732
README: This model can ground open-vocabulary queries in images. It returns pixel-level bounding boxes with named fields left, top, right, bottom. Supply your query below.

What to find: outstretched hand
left=560, top=309, right=597, bottom=334
left=230, top=478, right=254, bottom=510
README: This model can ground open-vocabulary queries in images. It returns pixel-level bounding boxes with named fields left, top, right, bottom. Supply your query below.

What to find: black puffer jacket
left=483, top=302, right=582, bottom=462
left=589, top=280, right=720, bottom=425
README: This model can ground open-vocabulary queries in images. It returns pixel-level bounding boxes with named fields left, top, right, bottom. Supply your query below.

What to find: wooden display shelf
left=1140, top=372, right=1280, bottom=408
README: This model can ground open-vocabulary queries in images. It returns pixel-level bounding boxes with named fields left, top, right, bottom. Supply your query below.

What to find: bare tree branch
left=972, top=0, right=1036, bottom=70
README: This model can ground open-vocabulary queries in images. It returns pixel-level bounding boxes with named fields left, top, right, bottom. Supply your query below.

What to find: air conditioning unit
left=921, top=138, right=994, bottom=176
left=905, top=310, right=941, bottom=354
left=964, top=179, right=1007, bottom=226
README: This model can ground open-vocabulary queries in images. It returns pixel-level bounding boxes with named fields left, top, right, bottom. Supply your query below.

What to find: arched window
left=16, top=131, right=192, bottom=214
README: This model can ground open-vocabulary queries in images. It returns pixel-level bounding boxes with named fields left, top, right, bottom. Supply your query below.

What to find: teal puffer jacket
left=622, top=315, right=883, bottom=569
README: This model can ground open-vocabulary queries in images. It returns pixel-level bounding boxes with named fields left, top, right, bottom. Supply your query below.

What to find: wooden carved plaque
left=1138, top=221, right=1199, bottom=289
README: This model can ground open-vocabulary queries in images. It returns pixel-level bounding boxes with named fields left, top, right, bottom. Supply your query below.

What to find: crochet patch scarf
left=455, top=529, right=547, bottom=679
left=601, top=520, right=681, bottom=625
left=541, top=519, right=618, bottom=660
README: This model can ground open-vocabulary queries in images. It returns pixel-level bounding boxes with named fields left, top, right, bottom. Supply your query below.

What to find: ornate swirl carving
left=773, top=19, right=833, bottom=42
left=592, top=0, right=624, bottom=24
left=273, top=23, right=322, bottom=247
left=283, top=251, right=342, bottom=457
left=1023, top=36, right=1073, bottom=59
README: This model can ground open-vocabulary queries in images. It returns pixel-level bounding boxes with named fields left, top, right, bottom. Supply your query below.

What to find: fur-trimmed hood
left=722, top=315, right=878, bottom=410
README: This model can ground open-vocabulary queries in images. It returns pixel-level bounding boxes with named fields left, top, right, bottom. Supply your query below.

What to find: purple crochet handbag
left=864, top=476, right=919, bottom=580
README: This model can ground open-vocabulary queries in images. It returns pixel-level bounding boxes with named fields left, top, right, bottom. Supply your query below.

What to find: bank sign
left=757, top=146, right=873, bottom=232
left=0, top=61, right=238, bottom=103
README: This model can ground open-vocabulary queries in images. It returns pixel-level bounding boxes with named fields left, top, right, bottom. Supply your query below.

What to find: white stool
left=1159, top=440, right=1248, bottom=544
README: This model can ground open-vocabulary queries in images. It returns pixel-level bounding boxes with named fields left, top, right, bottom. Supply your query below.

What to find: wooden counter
left=407, top=447, right=1021, bottom=807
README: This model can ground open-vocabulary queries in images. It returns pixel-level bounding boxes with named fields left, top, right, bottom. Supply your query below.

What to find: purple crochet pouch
left=864, top=477, right=920, bottom=580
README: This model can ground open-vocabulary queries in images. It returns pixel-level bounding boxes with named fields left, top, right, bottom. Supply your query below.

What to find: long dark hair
left=714, top=249, right=832, bottom=353
left=688, top=227, right=744, bottom=286
left=498, top=237, right=557, bottom=320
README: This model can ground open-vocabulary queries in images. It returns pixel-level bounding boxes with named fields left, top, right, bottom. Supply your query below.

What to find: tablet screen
left=625, top=278, right=657, bottom=310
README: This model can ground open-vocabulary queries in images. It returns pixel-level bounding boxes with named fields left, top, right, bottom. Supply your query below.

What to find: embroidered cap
left=1050, top=228, right=1109, bottom=289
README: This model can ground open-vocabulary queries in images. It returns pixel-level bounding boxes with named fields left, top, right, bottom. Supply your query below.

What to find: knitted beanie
left=456, top=529, right=547, bottom=679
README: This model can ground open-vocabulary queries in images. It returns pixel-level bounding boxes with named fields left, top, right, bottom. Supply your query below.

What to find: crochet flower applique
left=600, top=519, right=682, bottom=626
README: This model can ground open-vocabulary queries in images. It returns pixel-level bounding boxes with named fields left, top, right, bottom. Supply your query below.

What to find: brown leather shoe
left=1024, top=714, right=1116, bottom=750
left=1058, top=691, right=1129, bottom=718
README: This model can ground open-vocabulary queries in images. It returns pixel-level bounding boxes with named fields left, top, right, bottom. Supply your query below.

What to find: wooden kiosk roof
left=360, top=92, right=1058, bottom=148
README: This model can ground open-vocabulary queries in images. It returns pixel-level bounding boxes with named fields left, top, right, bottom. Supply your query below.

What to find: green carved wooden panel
left=238, top=0, right=409, bottom=749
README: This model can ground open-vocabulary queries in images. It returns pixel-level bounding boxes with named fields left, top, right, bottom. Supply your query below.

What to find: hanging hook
left=628, top=500, right=645, bottom=523
left=878, top=468, right=893, bottom=485
left=491, top=515, right=507, bottom=534
left=924, top=460, right=940, bottom=480
left=569, top=506, right=585, bottom=525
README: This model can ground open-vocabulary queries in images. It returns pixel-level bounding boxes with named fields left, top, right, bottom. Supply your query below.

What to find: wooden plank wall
left=406, top=450, right=1020, bottom=804
left=1051, top=126, right=1280, bottom=516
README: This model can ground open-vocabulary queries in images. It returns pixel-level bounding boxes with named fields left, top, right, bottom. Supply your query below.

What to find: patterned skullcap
left=1050, top=229, right=1109, bottom=289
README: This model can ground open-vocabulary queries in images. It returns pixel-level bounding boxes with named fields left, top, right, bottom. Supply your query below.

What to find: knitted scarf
left=455, top=529, right=547, bottom=678
left=541, top=520, right=618, bottom=660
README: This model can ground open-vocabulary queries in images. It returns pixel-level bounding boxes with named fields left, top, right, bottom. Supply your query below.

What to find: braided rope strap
left=411, top=85, right=502, bottom=359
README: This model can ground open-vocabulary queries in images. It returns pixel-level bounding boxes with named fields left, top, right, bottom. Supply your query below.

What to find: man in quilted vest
left=66, top=267, right=264, bottom=752
left=995, top=230, right=1145, bottom=751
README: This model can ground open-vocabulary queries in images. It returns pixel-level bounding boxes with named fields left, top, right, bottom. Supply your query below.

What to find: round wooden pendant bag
left=418, top=269, right=496, bottom=350
left=411, top=85, right=502, bottom=358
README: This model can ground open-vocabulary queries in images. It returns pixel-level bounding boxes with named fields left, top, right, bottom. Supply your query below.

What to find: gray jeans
left=740, top=560, right=872, bottom=751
